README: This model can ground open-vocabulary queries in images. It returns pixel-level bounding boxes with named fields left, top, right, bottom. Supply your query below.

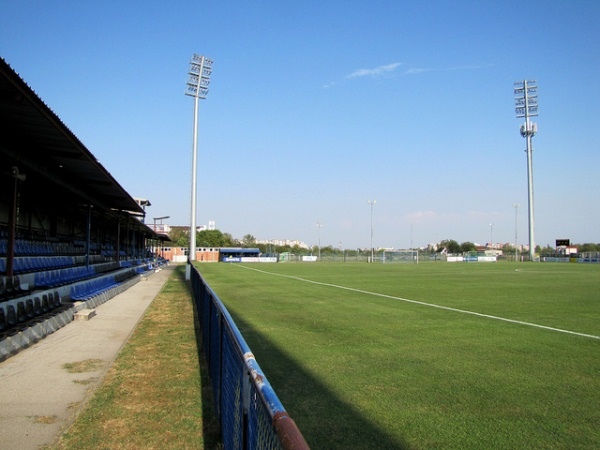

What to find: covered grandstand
left=0, top=58, right=162, bottom=352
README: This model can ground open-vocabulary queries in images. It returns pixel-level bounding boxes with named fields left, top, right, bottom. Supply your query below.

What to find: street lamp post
left=185, top=54, right=213, bottom=280
left=512, top=203, right=520, bottom=262
left=153, top=215, right=170, bottom=260
left=514, top=80, right=538, bottom=261
left=368, top=200, right=376, bottom=263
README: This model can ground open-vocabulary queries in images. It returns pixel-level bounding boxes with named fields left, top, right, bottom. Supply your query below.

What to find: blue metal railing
left=190, top=262, right=309, bottom=450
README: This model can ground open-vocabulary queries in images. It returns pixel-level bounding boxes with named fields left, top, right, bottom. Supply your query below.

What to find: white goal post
left=379, top=249, right=419, bottom=264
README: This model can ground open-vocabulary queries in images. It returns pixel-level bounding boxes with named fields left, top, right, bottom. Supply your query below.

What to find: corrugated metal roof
left=0, top=58, right=144, bottom=216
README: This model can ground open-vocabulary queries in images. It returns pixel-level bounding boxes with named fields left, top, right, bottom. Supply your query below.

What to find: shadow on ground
left=174, top=265, right=224, bottom=449
left=182, top=265, right=410, bottom=449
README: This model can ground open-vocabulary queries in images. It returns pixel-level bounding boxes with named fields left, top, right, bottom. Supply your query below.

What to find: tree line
left=165, top=228, right=600, bottom=255
left=435, top=239, right=600, bottom=255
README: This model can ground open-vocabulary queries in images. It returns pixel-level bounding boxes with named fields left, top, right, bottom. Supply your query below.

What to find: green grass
left=53, top=266, right=221, bottom=450
left=196, top=261, right=600, bottom=449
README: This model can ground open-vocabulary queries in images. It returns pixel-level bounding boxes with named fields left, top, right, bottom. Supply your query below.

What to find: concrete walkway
left=0, top=265, right=175, bottom=450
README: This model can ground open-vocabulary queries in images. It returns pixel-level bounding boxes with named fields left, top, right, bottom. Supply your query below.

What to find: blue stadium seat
left=16, top=301, right=27, bottom=323
left=0, top=306, right=6, bottom=331
left=33, top=297, right=42, bottom=315
left=41, top=294, right=49, bottom=313
left=34, top=270, right=47, bottom=287
left=25, top=298, right=35, bottom=318
left=6, top=305, right=17, bottom=327
left=53, top=290, right=61, bottom=308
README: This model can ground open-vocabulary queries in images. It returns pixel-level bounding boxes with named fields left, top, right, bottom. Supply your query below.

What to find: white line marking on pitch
left=237, top=265, right=600, bottom=341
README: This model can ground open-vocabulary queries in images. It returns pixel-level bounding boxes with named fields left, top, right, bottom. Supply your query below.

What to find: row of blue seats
left=0, top=239, right=56, bottom=256
left=136, top=263, right=155, bottom=274
left=34, top=266, right=96, bottom=288
left=0, top=239, right=122, bottom=258
left=70, top=277, right=120, bottom=301
left=0, top=256, right=75, bottom=274
left=0, top=291, right=62, bottom=333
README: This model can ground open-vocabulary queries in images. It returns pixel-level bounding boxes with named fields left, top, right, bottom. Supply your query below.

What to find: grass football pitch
left=196, top=261, right=600, bottom=449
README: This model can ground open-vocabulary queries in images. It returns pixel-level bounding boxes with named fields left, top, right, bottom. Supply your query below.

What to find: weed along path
left=0, top=266, right=181, bottom=450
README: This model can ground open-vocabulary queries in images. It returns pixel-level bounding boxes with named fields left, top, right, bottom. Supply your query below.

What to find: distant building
left=556, top=245, right=578, bottom=255
left=256, top=239, right=309, bottom=249
left=161, top=246, right=220, bottom=263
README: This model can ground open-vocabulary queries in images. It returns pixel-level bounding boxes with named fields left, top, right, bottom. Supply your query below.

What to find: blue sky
left=2, top=1, right=599, bottom=250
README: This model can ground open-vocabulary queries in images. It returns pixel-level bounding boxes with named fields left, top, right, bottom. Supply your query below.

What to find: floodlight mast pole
left=514, top=80, right=538, bottom=261
left=185, top=54, right=213, bottom=280
left=316, top=221, right=322, bottom=260
left=368, top=200, right=376, bottom=263
left=512, top=203, right=519, bottom=261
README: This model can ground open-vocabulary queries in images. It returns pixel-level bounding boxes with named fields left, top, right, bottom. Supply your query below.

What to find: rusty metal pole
left=6, top=167, right=22, bottom=277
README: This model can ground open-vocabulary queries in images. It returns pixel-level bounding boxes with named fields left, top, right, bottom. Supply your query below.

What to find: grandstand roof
left=0, top=58, right=144, bottom=216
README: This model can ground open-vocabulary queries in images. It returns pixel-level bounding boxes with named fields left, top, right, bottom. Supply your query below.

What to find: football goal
left=379, top=249, right=419, bottom=264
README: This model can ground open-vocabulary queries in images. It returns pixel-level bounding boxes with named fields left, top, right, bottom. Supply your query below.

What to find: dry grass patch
left=62, top=359, right=104, bottom=373
left=32, top=415, right=59, bottom=424
left=53, top=266, right=221, bottom=449
left=72, top=377, right=97, bottom=385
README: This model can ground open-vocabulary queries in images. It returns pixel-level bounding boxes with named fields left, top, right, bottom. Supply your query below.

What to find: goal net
left=379, top=250, right=419, bottom=264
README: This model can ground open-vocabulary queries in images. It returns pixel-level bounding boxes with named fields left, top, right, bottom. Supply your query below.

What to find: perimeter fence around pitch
left=190, top=262, right=310, bottom=450
left=279, top=250, right=425, bottom=263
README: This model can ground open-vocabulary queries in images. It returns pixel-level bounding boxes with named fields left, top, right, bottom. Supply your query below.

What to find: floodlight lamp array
left=186, top=54, right=213, bottom=99
left=514, top=80, right=538, bottom=118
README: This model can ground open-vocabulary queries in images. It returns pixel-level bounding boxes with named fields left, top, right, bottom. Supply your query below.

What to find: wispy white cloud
left=403, top=67, right=429, bottom=75
left=324, top=61, right=493, bottom=89
left=346, top=62, right=402, bottom=79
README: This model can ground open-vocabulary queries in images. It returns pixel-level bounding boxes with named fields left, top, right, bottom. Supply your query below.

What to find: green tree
left=167, top=228, right=189, bottom=247
left=197, top=229, right=226, bottom=247
left=242, top=234, right=257, bottom=247
left=461, top=242, right=476, bottom=253
left=222, top=232, right=238, bottom=247
left=439, top=239, right=461, bottom=254
left=291, top=244, right=304, bottom=254
left=578, top=243, right=600, bottom=252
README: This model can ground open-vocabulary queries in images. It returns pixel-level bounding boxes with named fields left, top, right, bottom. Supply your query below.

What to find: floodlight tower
left=514, top=80, right=538, bottom=261
left=368, top=200, right=376, bottom=262
left=512, top=203, right=520, bottom=261
left=185, top=54, right=212, bottom=280
left=316, top=221, right=323, bottom=260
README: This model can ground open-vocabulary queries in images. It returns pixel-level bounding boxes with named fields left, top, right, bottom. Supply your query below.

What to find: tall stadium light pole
left=512, top=203, right=520, bottom=262
left=153, top=215, right=170, bottom=260
left=316, top=221, right=322, bottom=260
left=185, top=54, right=212, bottom=280
left=514, top=80, right=538, bottom=261
left=368, top=200, right=376, bottom=262
left=489, top=223, right=494, bottom=250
